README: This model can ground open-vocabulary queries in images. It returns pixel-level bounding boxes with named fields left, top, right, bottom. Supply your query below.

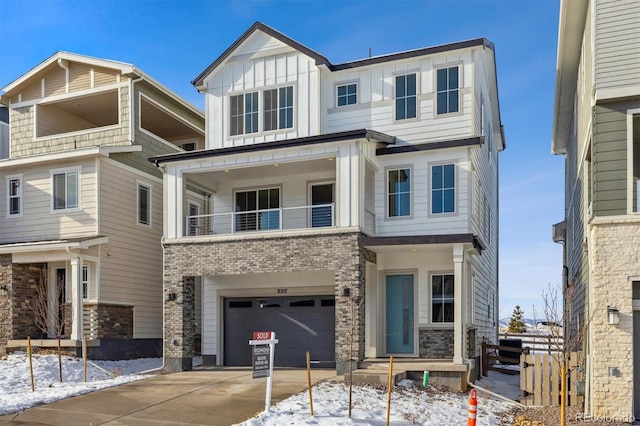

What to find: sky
left=0, top=0, right=565, bottom=320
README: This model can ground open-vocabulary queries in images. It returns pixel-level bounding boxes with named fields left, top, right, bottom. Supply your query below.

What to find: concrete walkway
left=0, top=368, right=338, bottom=426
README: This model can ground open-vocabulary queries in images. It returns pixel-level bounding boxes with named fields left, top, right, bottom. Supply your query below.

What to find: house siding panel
left=594, top=0, right=640, bottom=91
left=98, top=158, right=163, bottom=338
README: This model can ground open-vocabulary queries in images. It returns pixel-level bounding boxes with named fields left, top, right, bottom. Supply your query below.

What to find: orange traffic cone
left=467, top=388, right=478, bottom=426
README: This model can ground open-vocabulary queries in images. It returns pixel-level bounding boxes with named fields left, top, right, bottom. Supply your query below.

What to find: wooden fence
left=520, top=352, right=583, bottom=407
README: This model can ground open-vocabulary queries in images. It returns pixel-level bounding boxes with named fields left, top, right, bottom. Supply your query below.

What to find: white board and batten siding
left=374, top=150, right=471, bottom=237
left=324, top=54, right=475, bottom=144
left=205, top=32, right=321, bottom=149
left=0, top=158, right=97, bottom=244
left=594, top=0, right=640, bottom=94
left=98, top=158, right=163, bottom=339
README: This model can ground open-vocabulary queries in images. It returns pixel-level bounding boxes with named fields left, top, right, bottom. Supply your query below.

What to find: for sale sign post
left=249, top=331, right=278, bottom=412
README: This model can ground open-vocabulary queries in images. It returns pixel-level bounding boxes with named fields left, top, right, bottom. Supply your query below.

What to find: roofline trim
left=150, top=129, right=395, bottom=165
left=376, top=136, right=484, bottom=156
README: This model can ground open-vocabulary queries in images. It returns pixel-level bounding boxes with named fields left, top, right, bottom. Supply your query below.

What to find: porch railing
left=83, top=305, right=98, bottom=340
left=185, top=203, right=335, bottom=236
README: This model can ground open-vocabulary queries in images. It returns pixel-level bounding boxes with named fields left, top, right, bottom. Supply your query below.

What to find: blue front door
left=386, top=275, right=414, bottom=354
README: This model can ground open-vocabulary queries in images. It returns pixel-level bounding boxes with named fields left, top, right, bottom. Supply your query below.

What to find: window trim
left=394, top=73, right=419, bottom=122
left=434, top=64, right=462, bottom=117
left=385, top=165, right=413, bottom=220
left=50, top=167, right=81, bottom=213
left=626, top=108, right=640, bottom=214
left=137, top=181, right=152, bottom=227
left=429, top=161, right=458, bottom=217
left=6, top=174, right=23, bottom=217
left=430, top=272, right=455, bottom=325
left=335, top=81, right=358, bottom=107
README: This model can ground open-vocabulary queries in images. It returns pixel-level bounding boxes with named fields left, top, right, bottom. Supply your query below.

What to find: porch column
left=453, top=244, right=464, bottom=364
left=69, top=257, right=83, bottom=341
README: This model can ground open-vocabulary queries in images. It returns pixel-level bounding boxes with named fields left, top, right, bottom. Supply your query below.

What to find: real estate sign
left=252, top=344, right=271, bottom=378
left=248, top=331, right=278, bottom=412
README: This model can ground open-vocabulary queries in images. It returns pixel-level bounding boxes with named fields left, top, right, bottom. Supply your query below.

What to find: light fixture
left=224, top=169, right=230, bottom=173
left=328, top=157, right=334, bottom=161
left=607, top=306, right=619, bottom=325
left=410, top=248, right=417, bottom=252
left=274, top=164, right=279, bottom=167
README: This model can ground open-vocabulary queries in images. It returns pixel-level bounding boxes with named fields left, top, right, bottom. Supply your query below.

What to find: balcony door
left=235, top=188, right=280, bottom=232
left=309, top=182, right=334, bottom=227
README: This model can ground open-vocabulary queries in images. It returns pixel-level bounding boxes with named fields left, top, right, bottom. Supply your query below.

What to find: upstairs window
left=436, top=66, right=459, bottom=114
left=7, top=175, right=22, bottom=216
left=337, top=83, right=357, bottom=106
left=387, top=168, right=411, bottom=217
left=395, top=74, right=417, bottom=120
left=52, top=169, right=79, bottom=211
left=264, top=86, right=294, bottom=132
left=230, top=91, right=259, bottom=136
left=431, top=164, right=455, bottom=214
left=137, top=183, right=151, bottom=226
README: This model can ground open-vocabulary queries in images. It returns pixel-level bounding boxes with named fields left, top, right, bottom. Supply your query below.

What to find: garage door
left=224, top=295, right=335, bottom=368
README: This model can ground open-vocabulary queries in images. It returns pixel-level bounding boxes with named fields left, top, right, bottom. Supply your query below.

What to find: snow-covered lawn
left=0, top=351, right=162, bottom=415
left=0, top=352, right=520, bottom=425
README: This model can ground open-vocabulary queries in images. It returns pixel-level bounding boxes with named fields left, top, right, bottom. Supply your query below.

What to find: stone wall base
left=165, top=357, right=193, bottom=373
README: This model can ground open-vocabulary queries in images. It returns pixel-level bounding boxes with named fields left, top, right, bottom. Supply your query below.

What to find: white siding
left=98, top=158, right=163, bottom=338
left=594, top=0, right=640, bottom=91
left=0, top=158, right=97, bottom=243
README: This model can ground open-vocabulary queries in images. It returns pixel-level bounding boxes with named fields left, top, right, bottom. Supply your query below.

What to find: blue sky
left=0, top=0, right=564, bottom=320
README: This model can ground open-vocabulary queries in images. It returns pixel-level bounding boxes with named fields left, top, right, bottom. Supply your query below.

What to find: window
left=138, top=183, right=151, bottom=226
left=436, top=66, right=459, bottom=114
left=432, top=274, right=454, bottom=323
left=7, top=175, right=22, bottom=216
left=230, top=92, right=258, bottom=136
left=264, top=86, right=294, bottom=132
left=235, top=188, right=280, bottom=231
left=52, top=170, right=79, bottom=210
left=395, top=74, right=417, bottom=120
left=337, top=83, right=357, bottom=106
left=387, top=168, right=411, bottom=217
left=82, top=265, right=89, bottom=300
left=431, top=164, right=455, bottom=214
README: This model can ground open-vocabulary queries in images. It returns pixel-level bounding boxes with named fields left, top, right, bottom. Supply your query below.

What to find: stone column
left=164, top=276, right=195, bottom=372
left=453, top=244, right=464, bottom=364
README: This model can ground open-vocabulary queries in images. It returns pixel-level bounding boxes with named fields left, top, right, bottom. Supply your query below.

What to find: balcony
left=185, top=203, right=336, bottom=237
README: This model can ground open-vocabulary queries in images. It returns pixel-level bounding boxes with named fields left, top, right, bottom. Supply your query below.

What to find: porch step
left=345, top=369, right=407, bottom=386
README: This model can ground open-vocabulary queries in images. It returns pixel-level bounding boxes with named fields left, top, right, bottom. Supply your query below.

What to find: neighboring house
left=552, top=0, right=640, bottom=419
left=0, top=52, right=205, bottom=359
left=151, top=22, right=504, bottom=386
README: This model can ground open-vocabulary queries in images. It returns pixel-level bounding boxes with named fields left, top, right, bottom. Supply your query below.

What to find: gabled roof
left=192, top=21, right=494, bottom=90
left=1, top=52, right=203, bottom=117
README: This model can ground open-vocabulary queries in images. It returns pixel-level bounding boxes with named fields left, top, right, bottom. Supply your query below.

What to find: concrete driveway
left=0, top=368, right=338, bottom=426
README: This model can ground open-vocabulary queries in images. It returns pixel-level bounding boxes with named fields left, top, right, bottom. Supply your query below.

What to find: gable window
left=387, top=168, right=411, bottom=217
left=235, top=188, right=280, bottom=232
left=52, top=170, right=79, bottom=210
left=432, top=274, right=454, bottom=323
left=264, top=86, right=294, bottom=132
left=137, top=183, right=151, bottom=226
left=431, top=164, right=455, bottom=214
left=337, top=83, right=357, bottom=106
left=395, top=74, right=417, bottom=120
left=7, top=175, right=22, bottom=216
left=230, top=91, right=259, bottom=136
left=436, top=66, right=459, bottom=114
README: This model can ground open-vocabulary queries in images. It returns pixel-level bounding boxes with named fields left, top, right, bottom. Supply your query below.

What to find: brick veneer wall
left=589, top=218, right=640, bottom=419
left=418, top=328, right=454, bottom=358
left=162, top=231, right=374, bottom=374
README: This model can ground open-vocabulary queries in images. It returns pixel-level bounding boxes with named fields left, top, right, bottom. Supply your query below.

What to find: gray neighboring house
left=0, top=52, right=204, bottom=359
left=152, top=22, right=505, bottom=388
left=552, top=0, right=640, bottom=419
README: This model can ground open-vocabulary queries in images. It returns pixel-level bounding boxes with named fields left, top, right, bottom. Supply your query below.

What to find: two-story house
left=552, top=0, right=640, bottom=419
left=152, top=22, right=504, bottom=387
left=0, top=52, right=205, bottom=359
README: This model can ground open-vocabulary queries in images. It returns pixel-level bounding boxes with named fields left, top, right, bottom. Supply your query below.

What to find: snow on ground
left=235, top=378, right=517, bottom=425
left=0, top=351, right=163, bottom=415
left=0, top=352, right=521, bottom=425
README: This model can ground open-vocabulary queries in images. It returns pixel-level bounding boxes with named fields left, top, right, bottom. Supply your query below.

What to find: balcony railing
left=185, top=203, right=335, bottom=236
